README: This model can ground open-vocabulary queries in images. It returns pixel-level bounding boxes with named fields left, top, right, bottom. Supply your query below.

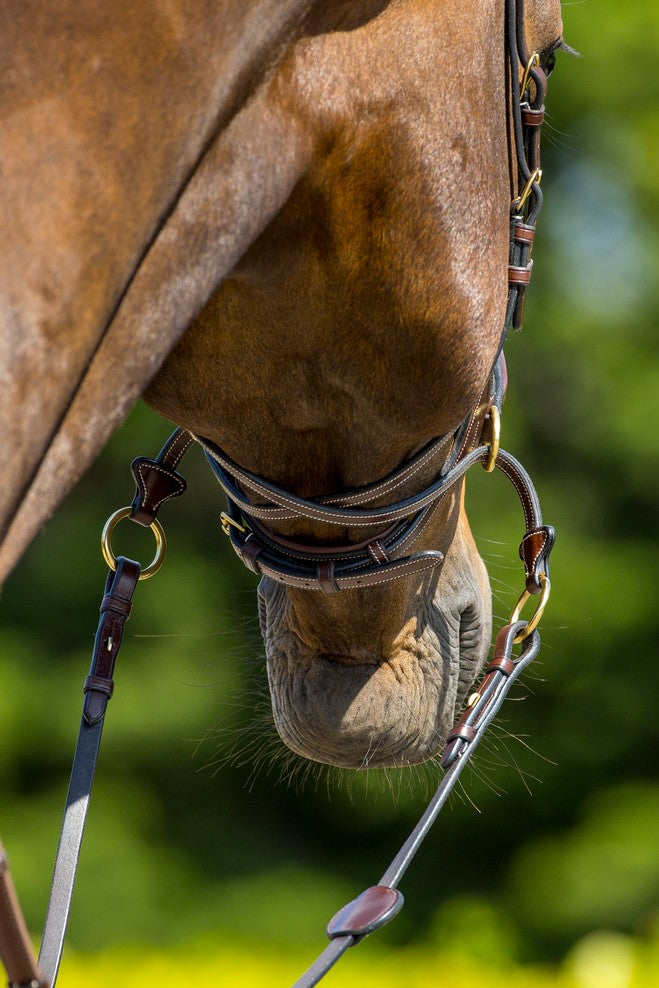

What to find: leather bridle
left=180, top=0, right=549, bottom=598
left=0, top=1, right=556, bottom=985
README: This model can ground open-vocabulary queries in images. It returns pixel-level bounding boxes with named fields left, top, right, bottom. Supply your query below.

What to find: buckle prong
left=512, top=167, right=542, bottom=212
left=220, top=512, right=246, bottom=537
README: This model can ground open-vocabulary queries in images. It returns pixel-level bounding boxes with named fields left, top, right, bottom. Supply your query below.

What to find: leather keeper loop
left=82, top=675, right=115, bottom=725
left=238, top=537, right=263, bottom=575
left=83, top=675, right=114, bottom=700
left=318, top=562, right=339, bottom=593
left=513, top=222, right=535, bottom=244
left=508, top=263, right=533, bottom=285
left=100, top=594, right=132, bottom=618
left=521, top=105, right=545, bottom=126
left=487, top=655, right=516, bottom=676
left=446, top=724, right=477, bottom=745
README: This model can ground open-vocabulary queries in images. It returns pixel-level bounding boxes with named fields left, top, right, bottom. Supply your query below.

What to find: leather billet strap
left=293, top=623, right=541, bottom=987
left=36, top=559, right=141, bottom=988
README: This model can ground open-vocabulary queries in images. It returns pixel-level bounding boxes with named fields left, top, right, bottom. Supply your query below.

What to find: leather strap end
left=512, top=287, right=527, bottom=330
left=237, top=536, right=263, bottom=576
left=440, top=736, right=462, bottom=768
left=317, top=562, right=339, bottom=593
left=327, top=886, right=404, bottom=940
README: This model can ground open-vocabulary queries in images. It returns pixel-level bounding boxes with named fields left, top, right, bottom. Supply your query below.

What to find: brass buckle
left=482, top=405, right=501, bottom=473
left=521, top=52, right=540, bottom=97
left=101, top=507, right=166, bottom=580
left=220, top=512, right=246, bottom=537
left=512, top=167, right=542, bottom=213
left=510, top=572, right=551, bottom=643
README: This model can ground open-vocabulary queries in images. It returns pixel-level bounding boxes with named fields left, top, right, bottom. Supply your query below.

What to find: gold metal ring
left=511, top=167, right=542, bottom=212
left=510, top=572, right=551, bottom=643
left=482, top=405, right=501, bottom=473
left=101, top=507, right=166, bottom=580
left=521, top=52, right=540, bottom=97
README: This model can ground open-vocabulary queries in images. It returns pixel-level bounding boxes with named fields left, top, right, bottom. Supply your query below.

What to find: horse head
left=147, top=0, right=564, bottom=767
left=0, top=1, right=564, bottom=769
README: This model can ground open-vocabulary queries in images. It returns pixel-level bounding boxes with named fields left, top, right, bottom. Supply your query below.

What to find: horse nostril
left=316, top=651, right=380, bottom=667
left=459, top=602, right=482, bottom=651
left=456, top=599, right=490, bottom=703
left=257, top=585, right=268, bottom=638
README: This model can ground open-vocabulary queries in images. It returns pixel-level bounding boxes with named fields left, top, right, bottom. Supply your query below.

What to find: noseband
left=0, top=2, right=557, bottom=986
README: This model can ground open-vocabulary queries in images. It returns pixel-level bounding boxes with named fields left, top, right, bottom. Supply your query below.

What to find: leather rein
left=0, top=1, right=555, bottom=985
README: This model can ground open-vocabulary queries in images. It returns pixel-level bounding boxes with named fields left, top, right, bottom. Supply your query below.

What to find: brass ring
left=482, top=405, right=501, bottom=473
left=101, top=506, right=166, bottom=580
left=511, top=167, right=542, bottom=212
left=510, top=572, right=550, bottom=643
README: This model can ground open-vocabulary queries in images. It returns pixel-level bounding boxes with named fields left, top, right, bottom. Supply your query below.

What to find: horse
left=1, top=0, right=565, bottom=772
left=1, top=1, right=571, bottom=982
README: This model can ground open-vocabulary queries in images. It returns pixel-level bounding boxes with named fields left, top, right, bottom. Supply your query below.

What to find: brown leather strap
left=82, top=560, right=137, bottom=725
left=317, top=562, right=339, bottom=594
left=508, top=263, right=533, bottom=285
left=0, top=843, right=48, bottom=988
left=130, top=428, right=192, bottom=527
left=513, top=221, right=535, bottom=244
left=367, top=541, right=389, bottom=565
left=519, top=524, right=555, bottom=593
left=521, top=105, right=545, bottom=126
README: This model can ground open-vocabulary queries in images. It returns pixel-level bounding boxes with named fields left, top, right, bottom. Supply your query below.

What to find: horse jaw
left=0, top=1, right=315, bottom=586
left=259, top=505, right=492, bottom=769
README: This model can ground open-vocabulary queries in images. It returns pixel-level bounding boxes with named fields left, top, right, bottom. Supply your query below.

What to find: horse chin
left=259, top=567, right=492, bottom=770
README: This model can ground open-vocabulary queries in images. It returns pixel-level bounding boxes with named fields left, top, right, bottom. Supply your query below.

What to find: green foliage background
left=1, top=2, right=657, bottom=984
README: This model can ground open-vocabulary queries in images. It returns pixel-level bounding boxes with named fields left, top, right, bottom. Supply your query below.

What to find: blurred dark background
left=1, top=1, right=656, bottom=983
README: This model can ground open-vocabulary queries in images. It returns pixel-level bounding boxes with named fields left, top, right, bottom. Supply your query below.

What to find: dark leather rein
left=0, top=1, right=555, bottom=985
